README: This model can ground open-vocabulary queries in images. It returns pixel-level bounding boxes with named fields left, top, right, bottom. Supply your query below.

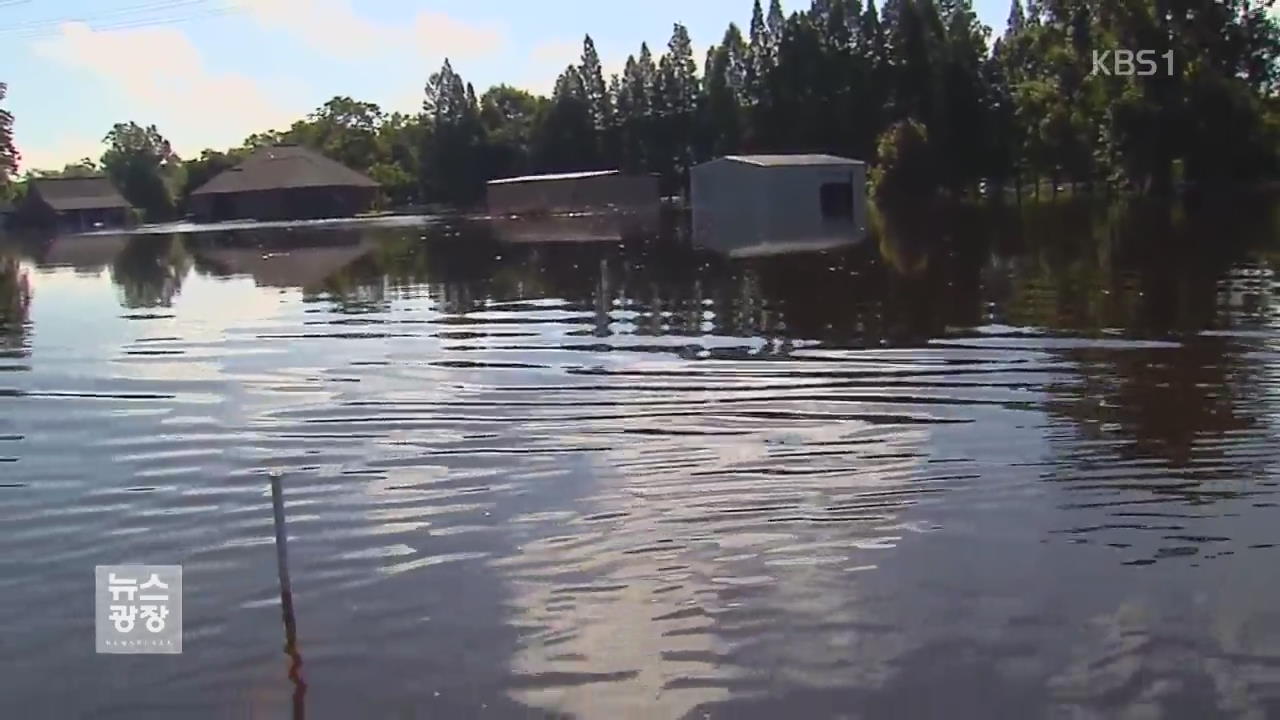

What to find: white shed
left=691, top=154, right=868, bottom=254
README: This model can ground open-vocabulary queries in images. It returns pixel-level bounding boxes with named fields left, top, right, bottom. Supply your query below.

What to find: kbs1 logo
left=1092, top=49, right=1175, bottom=77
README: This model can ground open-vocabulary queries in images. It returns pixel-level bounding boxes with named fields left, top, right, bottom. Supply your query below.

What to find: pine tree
left=1005, top=0, right=1025, bottom=37
left=0, top=83, right=17, bottom=190
left=579, top=35, right=613, bottom=133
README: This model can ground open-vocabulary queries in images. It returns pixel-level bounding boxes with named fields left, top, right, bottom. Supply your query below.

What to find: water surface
left=2, top=198, right=1279, bottom=719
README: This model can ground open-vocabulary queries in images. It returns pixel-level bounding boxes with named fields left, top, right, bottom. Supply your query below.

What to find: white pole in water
left=270, top=471, right=306, bottom=720
left=271, top=471, right=293, bottom=597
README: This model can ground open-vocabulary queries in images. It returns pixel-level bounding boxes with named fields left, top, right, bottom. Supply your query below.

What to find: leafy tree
left=871, top=117, right=937, bottom=201
left=285, top=96, right=385, bottom=174
left=28, top=158, right=101, bottom=180
left=372, top=112, right=426, bottom=205
left=101, top=122, right=181, bottom=221
left=180, top=149, right=244, bottom=200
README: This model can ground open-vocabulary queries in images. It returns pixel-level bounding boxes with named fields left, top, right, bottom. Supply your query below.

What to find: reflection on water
left=1, top=196, right=1279, bottom=719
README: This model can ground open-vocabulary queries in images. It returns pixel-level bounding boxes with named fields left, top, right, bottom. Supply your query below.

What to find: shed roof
left=190, top=144, right=379, bottom=196
left=30, top=176, right=132, bottom=211
left=488, top=169, right=619, bottom=186
left=719, top=154, right=865, bottom=167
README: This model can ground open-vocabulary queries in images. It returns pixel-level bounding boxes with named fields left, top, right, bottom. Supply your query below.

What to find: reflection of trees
left=1036, top=195, right=1277, bottom=494
left=995, top=196, right=1276, bottom=335
left=1045, top=342, right=1256, bottom=468
left=110, top=235, right=192, bottom=308
left=306, top=251, right=388, bottom=313
left=358, top=212, right=990, bottom=350
left=0, top=255, right=30, bottom=353
left=168, top=195, right=1275, bottom=358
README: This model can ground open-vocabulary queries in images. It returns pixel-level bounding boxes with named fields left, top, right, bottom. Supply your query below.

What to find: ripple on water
left=3, top=222, right=1280, bottom=718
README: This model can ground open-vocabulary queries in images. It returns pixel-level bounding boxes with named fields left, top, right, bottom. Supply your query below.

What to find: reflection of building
left=188, top=145, right=380, bottom=222
left=0, top=256, right=30, bottom=351
left=42, top=234, right=131, bottom=271
left=489, top=208, right=659, bottom=244
left=0, top=199, right=13, bottom=230
left=486, top=170, right=659, bottom=216
left=691, top=154, right=868, bottom=254
left=192, top=234, right=376, bottom=289
left=694, top=216, right=864, bottom=257
left=18, top=177, right=133, bottom=232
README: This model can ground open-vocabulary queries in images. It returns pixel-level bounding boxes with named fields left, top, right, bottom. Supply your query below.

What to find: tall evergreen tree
left=0, top=83, right=17, bottom=192
left=421, top=59, right=487, bottom=205
left=1005, top=0, right=1025, bottom=37
left=579, top=35, right=613, bottom=133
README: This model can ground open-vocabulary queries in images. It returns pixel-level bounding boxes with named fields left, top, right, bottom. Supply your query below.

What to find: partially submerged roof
left=30, top=176, right=132, bottom=211
left=190, top=145, right=379, bottom=196
left=717, top=154, right=865, bottom=167
left=488, top=170, right=620, bottom=186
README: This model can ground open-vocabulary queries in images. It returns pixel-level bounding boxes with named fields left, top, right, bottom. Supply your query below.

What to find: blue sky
left=1, top=0, right=1009, bottom=172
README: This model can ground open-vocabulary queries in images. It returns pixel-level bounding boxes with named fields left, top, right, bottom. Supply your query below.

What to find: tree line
left=2, top=0, right=1278, bottom=220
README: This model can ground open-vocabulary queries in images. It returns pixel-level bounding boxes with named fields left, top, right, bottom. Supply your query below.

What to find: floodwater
left=1, top=196, right=1279, bottom=719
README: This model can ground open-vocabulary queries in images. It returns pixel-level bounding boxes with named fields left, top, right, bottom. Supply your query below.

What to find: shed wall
left=692, top=159, right=867, bottom=254
left=691, top=159, right=768, bottom=253
left=487, top=174, right=659, bottom=216
left=190, top=186, right=377, bottom=222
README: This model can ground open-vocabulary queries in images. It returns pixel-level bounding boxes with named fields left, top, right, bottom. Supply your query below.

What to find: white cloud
left=16, top=134, right=106, bottom=176
left=233, top=0, right=505, bottom=60
left=29, top=21, right=297, bottom=169
left=521, top=39, right=630, bottom=96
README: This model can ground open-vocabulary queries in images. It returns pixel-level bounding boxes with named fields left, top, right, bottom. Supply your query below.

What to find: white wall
left=693, top=159, right=867, bottom=254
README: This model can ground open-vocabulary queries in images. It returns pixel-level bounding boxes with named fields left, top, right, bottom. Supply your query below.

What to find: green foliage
left=180, top=149, right=244, bottom=200
left=0, top=83, right=18, bottom=193
left=101, top=122, right=181, bottom=222
left=55, top=0, right=1277, bottom=212
left=871, top=118, right=937, bottom=201
left=421, top=59, right=488, bottom=206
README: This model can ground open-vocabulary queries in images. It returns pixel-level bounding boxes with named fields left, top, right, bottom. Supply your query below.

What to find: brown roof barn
left=189, top=144, right=380, bottom=222
left=19, top=177, right=133, bottom=232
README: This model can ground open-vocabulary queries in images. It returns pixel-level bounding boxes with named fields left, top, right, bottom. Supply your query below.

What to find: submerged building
left=188, top=145, right=380, bottom=222
left=486, top=170, right=660, bottom=216
left=17, top=177, right=133, bottom=233
left=690, top=154, right=868, bottom=255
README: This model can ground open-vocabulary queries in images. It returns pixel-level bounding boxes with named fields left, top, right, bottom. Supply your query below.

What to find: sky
left=0, top=0, right=1009, bottom=173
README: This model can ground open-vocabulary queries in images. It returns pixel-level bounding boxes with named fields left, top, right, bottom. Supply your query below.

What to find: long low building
left=17, top=177, right=133, bottom=233
left=188, top=144, right=380, bottom=222
left=486, top=170, right=660, bottom=216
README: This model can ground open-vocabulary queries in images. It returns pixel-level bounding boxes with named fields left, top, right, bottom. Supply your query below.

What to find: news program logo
left=1092, top=49, right=1175, bottom=77
left=95, top=565, right=182, bottom=654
